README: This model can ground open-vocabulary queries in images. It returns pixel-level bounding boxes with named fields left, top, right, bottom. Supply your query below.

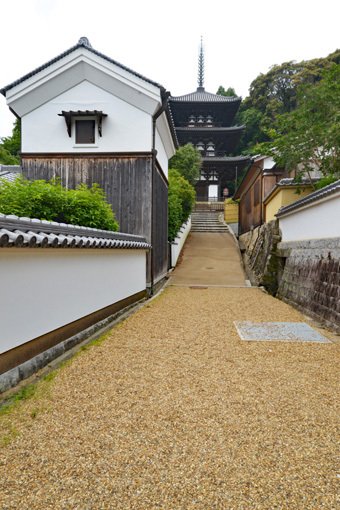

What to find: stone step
left=191, top=227, right=230, bottom=232
left=190, top=212, right=229, bottom=233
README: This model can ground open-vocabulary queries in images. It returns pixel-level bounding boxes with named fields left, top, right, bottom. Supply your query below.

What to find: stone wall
left=239, top=220, right=283, bottom=295
left=277, top=239, right=340, bottom=333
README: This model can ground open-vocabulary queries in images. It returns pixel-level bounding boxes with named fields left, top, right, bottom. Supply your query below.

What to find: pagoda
left=169, top=39, right=249, bottom=201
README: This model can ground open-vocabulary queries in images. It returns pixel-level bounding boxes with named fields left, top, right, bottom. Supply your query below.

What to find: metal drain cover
left=234, top=322, right=331, bottom=343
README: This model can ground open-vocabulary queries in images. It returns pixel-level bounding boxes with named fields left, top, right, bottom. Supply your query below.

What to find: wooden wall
left=238, top=173, right=262, bottom=235
left=21, top=154, right=168, bottom=285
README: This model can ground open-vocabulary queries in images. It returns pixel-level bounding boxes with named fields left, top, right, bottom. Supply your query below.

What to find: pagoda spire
left=197, top=37, right=205, bottom=90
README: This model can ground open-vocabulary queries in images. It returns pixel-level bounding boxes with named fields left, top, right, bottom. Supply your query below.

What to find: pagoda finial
left=197, top=36, right=204, bottom=90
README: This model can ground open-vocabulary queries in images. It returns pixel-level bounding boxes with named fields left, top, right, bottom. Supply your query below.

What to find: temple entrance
left=208, top=184, right=218, bottom=202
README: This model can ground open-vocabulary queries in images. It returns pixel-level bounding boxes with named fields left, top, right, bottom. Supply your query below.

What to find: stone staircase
left=191, top=211, right=230, bottom=233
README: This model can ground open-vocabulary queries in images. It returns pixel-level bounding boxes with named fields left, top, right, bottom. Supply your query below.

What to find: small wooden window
left=75, top=120, right=95, bottom=144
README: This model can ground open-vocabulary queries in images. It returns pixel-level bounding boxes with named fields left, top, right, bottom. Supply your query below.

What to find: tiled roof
left=175, top=125, right=245, bottom=133
left=0, top=170, right=21, bottom=183
left=263, top=177, right=319, bottom=204
left=170, top=88, right=241, bottom=103
left=0, top=214, right=150, bottom=250
left=202, top=155, right=250, bottom=163
left=1, top=37, right=163, bottom=96
left=276, top=178, right=340, bottom=217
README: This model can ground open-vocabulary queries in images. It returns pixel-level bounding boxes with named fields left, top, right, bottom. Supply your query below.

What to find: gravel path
left=1, top=235, right=340, bottom=509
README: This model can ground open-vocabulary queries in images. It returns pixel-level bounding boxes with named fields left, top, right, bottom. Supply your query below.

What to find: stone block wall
left=239, top=220, right=282, bottom=295
left=277, top=239, right=340, bottom=333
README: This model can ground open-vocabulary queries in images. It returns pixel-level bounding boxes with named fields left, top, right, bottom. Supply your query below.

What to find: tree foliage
left=0, top=119, right=21, bottom=164
left=233, top=49, right=340, bottom=154
left=168, top=169, right=196, bottom=242
left=0, top=147, right=19, bottom=165
left=0, top=176, right=119, bottom=231
left=256, top=64, right=340, bottom=182
left=169, top=143, right=202, bottom=185
left=216, top=85, right=238, bottom=97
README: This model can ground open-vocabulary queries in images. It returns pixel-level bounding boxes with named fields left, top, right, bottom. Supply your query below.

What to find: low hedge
left=0, top=176, right=119, bottom=231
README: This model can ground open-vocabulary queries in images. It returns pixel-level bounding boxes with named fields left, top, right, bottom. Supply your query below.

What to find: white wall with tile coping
left=0, top=247, right=147, bottom=354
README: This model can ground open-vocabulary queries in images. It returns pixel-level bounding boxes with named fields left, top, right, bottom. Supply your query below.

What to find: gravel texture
left=1, top=286, right=339, bottom=509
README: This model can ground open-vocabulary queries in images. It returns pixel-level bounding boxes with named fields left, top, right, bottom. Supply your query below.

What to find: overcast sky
left=1, top=0, right=340, bottom=138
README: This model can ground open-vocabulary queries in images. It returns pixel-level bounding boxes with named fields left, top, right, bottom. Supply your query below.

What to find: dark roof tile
left=170, top=88, right=241, bottom=103
left=1, top=38, right=163, bottom=96
left=276, top=178, right=340, bottom=217
left=0, top=213, right=150, bottom=250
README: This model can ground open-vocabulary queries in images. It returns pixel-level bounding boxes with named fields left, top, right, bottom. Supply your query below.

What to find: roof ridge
left=169, top=90, right=241, bottom=103
left=1, top=38, right=164, bottom=96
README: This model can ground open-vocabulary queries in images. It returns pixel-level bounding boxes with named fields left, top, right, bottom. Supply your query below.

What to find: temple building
left=169, top=40, right=250, bottom=201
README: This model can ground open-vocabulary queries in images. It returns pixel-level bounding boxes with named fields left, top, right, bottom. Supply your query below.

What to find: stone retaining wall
left=277, top=239, right=340, bottom=333
left=239, top=220, right=282, bottom=295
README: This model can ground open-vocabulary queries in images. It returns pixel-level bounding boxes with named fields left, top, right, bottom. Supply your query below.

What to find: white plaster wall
left=155, top=126, right=169, bottom=178
left=21, top=81, right=152, bottom=153
left=0, top=248, right=147, bottom=353
left=279, top=195, right=340, bottom=242
left=171, top=218, right=191, bottom=267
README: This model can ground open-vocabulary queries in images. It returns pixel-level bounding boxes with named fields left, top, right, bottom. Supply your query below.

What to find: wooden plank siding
left=21, top=154, right=169, bottom=285
left=238, top=173, right=262, bottom=235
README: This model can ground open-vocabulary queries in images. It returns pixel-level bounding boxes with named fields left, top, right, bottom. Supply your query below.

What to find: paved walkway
left=1, top=233, right=339, bottom=509
left=171, top=233, right=248, bottom=286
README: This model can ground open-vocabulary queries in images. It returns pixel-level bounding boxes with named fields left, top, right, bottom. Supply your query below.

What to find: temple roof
left=175, top=125, right=245, bottom=133
left=202, top=155, right=250, bottom=163
left=170, top=88, right=241, bottom=103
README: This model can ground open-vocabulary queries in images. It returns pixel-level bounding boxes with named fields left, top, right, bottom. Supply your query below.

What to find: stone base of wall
left=239, top=225, right=340, bottom=333
left=277, top=239, right=340, bottom=333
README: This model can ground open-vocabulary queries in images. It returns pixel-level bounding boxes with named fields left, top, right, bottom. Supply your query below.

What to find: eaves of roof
left=169, top=89, right=241, bottom=103
left=1, top=38, right=164, bottom=96
left=202, top=155, right=250, bottom=163
left=175, top=125, right=246, bottom=133
left=263, top=178, right=317, bottom=205
left=275, top=178, right=340, bottom=217
left=232, top=159, right=257, bottom=200
left=0, top=213, right=150, bottom=250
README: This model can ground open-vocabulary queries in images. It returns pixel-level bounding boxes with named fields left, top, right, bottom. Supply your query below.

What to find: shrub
left=168, top=189, right=183, bottom=243
left=0, top=176, right=118, bottom=231
left=168, top=169, right=196, bottom=242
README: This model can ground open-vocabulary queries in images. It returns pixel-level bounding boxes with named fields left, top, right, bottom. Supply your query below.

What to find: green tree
left=0, top=176, right=119, bottom=231
left=257, top=64, right=340, bottom=185
left=0, top=147, right=19, bottom=165
left=0, top=119, right=21, bottom=163
left=169, top=143, right=202, bottom=185
left=235, top=49, right=340, bottom=153
left=216, top=85, right=238, bottom=97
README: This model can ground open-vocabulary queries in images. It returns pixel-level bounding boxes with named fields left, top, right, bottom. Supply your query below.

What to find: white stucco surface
left=21, top=81, right=152, bottom=153
left=6, top=46, right=176, bottom=170
left=0, top=248, right=147, bottom=353
left=171, top=218, right=191, bottom=268
left=279, top=194, right=340, bottom=242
